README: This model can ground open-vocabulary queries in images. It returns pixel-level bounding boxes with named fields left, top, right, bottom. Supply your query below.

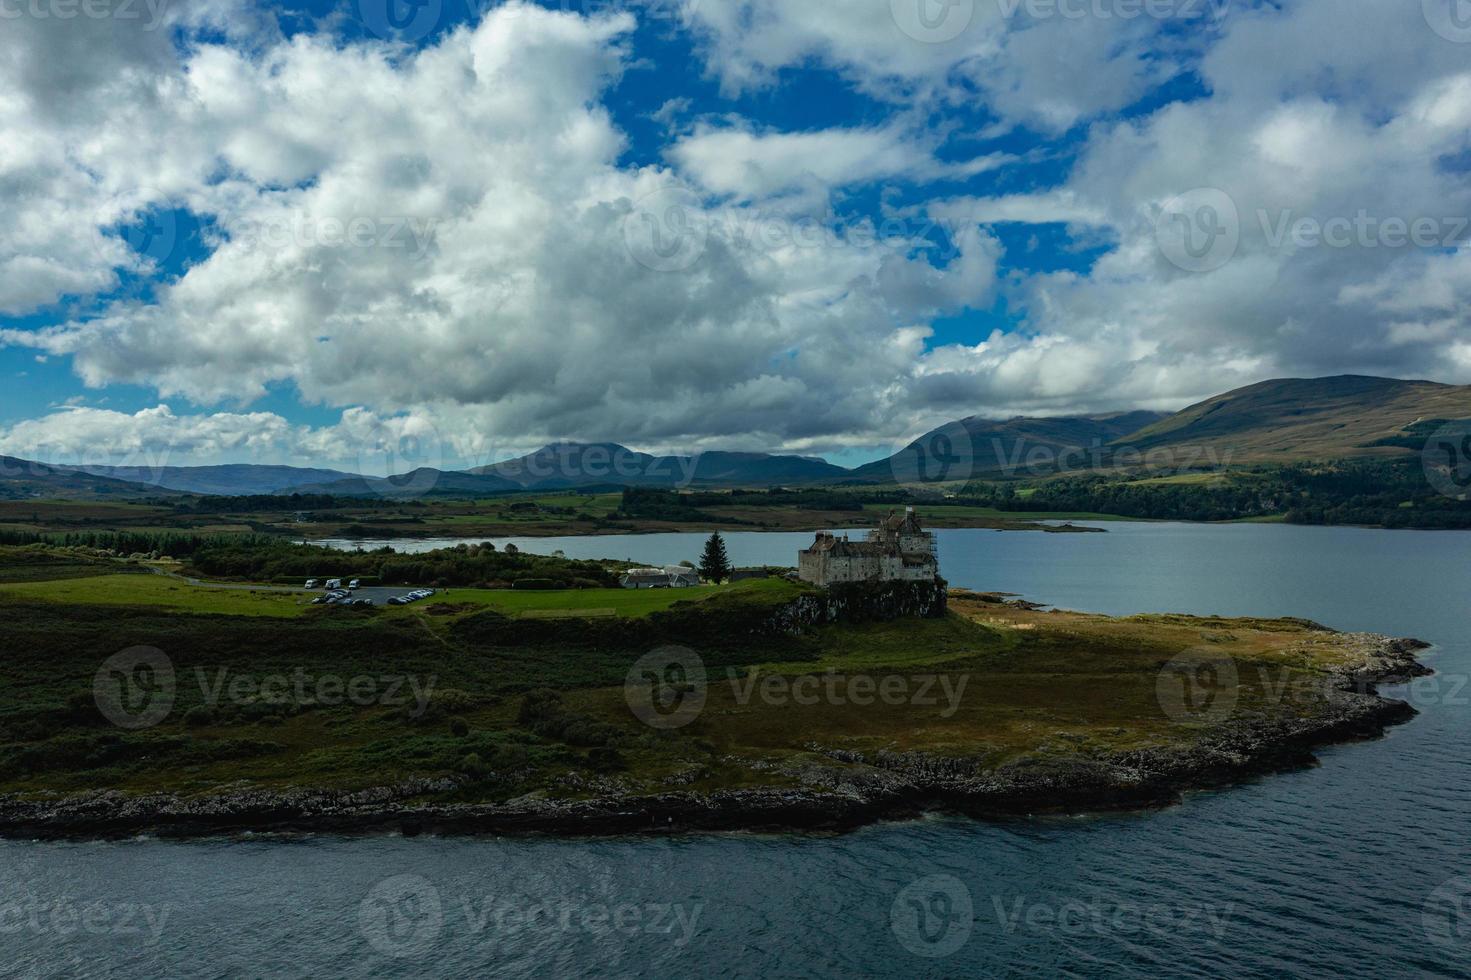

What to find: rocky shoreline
left=0, top=637, right=1431, bottom=841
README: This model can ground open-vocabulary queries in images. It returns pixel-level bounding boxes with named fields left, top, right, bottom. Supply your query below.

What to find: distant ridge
left=62, top=463, right=358, bottom=496
left=473, top=443, right=850, bottom=490
left=852, top=411, right=1168, bottom=483
left=1117, top=376, right=1471, bottom=461
left=7, top=376, right=1469, bottom=499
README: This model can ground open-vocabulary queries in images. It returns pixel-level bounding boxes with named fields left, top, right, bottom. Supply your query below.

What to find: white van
left=325, top=579, right=342, bottom=590
left=348, top=579, right=361, bottom=590
left=305, top=579, right=318, bottom=589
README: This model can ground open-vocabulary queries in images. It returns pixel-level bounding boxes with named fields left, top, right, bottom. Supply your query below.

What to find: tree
left=698, top=532, right=731, bottom=584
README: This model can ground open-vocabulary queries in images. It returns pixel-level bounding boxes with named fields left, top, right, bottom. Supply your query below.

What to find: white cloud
left=0, top=0, right=1468, bottom=467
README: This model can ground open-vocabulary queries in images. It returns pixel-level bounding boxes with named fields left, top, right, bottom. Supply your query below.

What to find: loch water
left=6, top=523, right=1470, bottom=978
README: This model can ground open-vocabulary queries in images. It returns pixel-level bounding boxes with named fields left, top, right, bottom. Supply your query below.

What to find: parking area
left=304, top=585, right=444, bottom=606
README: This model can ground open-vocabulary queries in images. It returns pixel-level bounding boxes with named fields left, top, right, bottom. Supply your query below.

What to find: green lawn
left=391, top=576, right=797, bottom=619
left=0, top=570, right=800, bottom=621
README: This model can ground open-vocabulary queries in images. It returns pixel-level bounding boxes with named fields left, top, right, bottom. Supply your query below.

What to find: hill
left=0, top=456, right=173, bottom=500
left=475, top=443, right=849, bottom=489
left=61, top=464, right=357, bottom=495
left=295, top=468, right=523, bottom=499
left=1118, top=376, right=1471, bottom=461
left=851, top=411, right=1167, bottom=483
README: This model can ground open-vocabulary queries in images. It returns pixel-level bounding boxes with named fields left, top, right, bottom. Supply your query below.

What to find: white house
left=619, top=566, right=702, bottom=589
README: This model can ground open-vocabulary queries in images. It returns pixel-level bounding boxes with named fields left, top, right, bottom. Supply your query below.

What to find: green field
left=0, top=574, right=310, bottom=617
left=405, top=577, right=795, bottom=619
left=0, top=542, right=1404, bottom=808
left=0, top=569, right=798, bottom=621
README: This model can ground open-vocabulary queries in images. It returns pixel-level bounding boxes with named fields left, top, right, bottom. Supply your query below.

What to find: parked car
left=310, top=596, right=327, bottom=605
left=352, top=598, right=374, bottom=607
left=388, top=597, right=407, bottom=606
left=348, top=579, right=361, bottom=590
left=305, top=579, right=318, bottom=589
left=325, top=579, right=342, bottom=590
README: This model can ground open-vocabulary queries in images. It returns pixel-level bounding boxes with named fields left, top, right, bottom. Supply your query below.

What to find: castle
left=797, top=507, right=939, bottom=587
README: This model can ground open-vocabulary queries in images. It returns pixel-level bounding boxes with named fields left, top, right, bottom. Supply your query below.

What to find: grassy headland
left=0, top=545, right=1430, bottom=837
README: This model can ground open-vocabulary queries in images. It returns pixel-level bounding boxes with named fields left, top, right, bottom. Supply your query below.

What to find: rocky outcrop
left=0, top=635, right=1429, bottom=840
left=761, top=579, right=948, bottom=634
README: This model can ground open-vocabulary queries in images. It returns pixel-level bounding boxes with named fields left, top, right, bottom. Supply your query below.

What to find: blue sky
left=1, top=0, right=1468, bottom=472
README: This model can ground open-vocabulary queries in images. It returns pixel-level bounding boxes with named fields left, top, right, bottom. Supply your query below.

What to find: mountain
left=474, top=443, right=849, bottom=489
left=294, top=469, right=523, bottom=499
left=61, top=464, right=358, bottom=496
left=851, top=411, right=1168, bottom=484
left=1118, top=376, right=1471, bottom=461
left=0, top=456, right=175, bottom=499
